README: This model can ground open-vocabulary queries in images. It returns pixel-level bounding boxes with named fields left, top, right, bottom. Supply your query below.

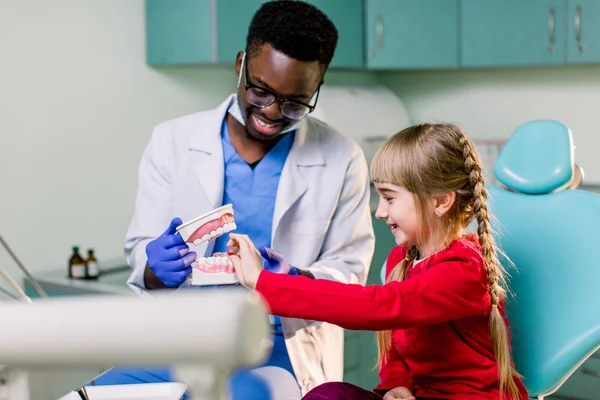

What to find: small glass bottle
left=69, top=246, right=87, bottom=280
left=85, top=249, right=99, bottom=280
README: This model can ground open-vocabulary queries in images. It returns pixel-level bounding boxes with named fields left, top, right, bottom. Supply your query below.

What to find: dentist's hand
left=383, top=387, right=415, bottom=400
left=145, top=217, right=197, bottom=287
left=226, top=233, right=263, bottom=289
left=259, top=246, right=294, bottom=275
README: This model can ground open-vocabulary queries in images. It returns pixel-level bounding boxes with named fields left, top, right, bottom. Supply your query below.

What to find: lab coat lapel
left=189, top=95, right=234, bottom=209
left=272, top=119, right=325, bottom=239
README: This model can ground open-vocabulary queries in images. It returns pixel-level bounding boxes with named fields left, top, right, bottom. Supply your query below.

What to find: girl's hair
left=371, top=123, right=520, bottom=399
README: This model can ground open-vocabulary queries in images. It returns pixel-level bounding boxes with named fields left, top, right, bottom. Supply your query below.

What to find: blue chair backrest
left=488, top=119, right=600, bottom=397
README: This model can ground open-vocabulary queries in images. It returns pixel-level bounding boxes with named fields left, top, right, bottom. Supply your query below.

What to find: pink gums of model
left=186, top=213, right=235, bottom=245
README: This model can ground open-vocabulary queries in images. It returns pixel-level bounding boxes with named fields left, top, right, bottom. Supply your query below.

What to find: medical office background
left=1, top=0, right=599, bottom=398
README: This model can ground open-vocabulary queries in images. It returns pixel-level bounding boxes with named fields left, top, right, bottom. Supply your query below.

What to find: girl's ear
left=433, top=192, right=456, bottom=217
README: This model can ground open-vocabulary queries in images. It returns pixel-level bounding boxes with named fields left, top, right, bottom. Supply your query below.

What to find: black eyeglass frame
left=243, top=57, right=321, bottom=120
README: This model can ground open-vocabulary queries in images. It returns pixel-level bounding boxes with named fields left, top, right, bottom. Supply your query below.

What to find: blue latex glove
left=145, top=217, right=197, bottom=287
left=259, top=246, right=298, bottom=276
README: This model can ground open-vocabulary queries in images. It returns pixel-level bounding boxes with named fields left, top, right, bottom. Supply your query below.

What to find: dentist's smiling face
left=234, top=43, right=322, bottom=142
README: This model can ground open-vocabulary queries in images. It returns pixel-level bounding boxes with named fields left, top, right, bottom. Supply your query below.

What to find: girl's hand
left=226, top=233, right=263, bottom=289
left=383, top=387, right=415, bottom=400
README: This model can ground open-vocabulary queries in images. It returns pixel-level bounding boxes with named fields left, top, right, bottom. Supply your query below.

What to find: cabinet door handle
left=376, top=15, right=384, bottom=49
left=575, top=4, right=585, bottom=52
left=548, top=7, right=555, bottom=53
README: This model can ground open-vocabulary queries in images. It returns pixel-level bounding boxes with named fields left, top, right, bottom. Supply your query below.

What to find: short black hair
left=246, top=0, right=338, bottom=69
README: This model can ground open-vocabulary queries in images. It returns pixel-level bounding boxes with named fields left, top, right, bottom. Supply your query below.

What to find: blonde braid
left=376, top=246, right=419, bottom=367
left=460, top=134, right=521, bottom=399
left=388, top=245, right=419, bottom=282
left=460, top=136, right=507, bottom=302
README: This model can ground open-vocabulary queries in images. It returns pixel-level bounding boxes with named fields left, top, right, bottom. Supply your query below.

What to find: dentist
left=96, top=1, right=374, bottom=398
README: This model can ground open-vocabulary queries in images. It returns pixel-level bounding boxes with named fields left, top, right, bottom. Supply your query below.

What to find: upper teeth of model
left=192, top=222, right=237, bottom=246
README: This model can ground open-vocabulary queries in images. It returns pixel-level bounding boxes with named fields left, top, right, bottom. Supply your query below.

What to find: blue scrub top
left=213, top=119, right=295, bottom=375
left=213, top=122, right=293, bottom=255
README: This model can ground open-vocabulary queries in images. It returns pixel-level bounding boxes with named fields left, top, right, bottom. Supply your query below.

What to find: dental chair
left=488, top=119, right=600, bottom=399
left=0, top=289, right=271, bottom=400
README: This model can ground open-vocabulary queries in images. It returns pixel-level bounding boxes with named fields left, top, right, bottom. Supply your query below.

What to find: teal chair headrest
left=487, top=119, right=598, bottom=397
left=494, top=120, right=575, bottom=194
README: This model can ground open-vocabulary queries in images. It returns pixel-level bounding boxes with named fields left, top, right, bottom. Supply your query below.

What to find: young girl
left=227, top=123, right=529, bottom=400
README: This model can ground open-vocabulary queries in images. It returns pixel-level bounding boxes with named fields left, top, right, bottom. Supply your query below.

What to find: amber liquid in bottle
left=86, top=249, right=99, bottom=280
left=69, top=246, right=87, bottom=279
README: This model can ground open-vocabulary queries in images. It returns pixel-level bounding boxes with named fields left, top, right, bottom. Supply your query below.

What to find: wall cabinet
left=146, top=0, right=215, bottom=65
left=365, top=0, right=459, bottom=70
left=213, top=0, right=264, bottom=64
left=146, top=0, right=265, bottom=65
left=461, top=0, right=600, bottom=68
left=461, top=0, right=567, bottom=68
left=146, top=0, right=363, bottom=68
left=306, top=0, right=364, bottom=68
left=567, top=0, right=600, bottom=64
left=146, top=0, right=600, bottom=70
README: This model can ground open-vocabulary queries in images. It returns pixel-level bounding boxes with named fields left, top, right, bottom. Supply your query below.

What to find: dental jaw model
left=177, top=204, right=236, bottom=247
left=176, top=204, right=239, bottom=286
left=192, top=253, right=237, bottom=285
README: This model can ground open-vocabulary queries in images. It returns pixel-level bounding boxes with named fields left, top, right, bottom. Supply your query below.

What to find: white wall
left=0, top=0, right=377, bottom=283
left=379, top=65, right=600, bottom=184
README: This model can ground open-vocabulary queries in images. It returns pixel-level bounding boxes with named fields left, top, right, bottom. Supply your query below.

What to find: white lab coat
left=125, top=94, right=375, bottom=395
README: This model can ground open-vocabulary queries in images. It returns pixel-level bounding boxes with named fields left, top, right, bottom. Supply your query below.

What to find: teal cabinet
left=147, top=0, right=600, bottom=70
left=365, top=0, right=459, bottom=70
left=146, top=0, right=363, bottom=68
left=146, top=0, right=214, bottom=65
left=215, top=0, right=265, bottom=64
left=146, top=0, right=264, bottom=65
left=306, top=0, right=364, bottom=68
left=217, top=0, right=365, bottom=68
left=567, top=0, right=600, bottom=64
left=461, top=0, right=567, bottom=68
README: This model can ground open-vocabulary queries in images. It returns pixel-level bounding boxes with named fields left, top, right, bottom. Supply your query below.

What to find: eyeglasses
left=243, top=59, right=320, bottom=120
